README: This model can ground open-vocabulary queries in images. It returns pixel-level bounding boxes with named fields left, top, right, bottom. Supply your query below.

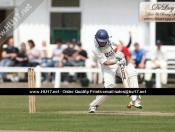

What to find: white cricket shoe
left=0, top=76, right=3, bottom=83
left=89, top=106, right=97, bottom=113
left=14, top=76, right=19, bottom=82
left=11, top=75, right=19, bottom=82
left=130, top=96, right=142, bottom=109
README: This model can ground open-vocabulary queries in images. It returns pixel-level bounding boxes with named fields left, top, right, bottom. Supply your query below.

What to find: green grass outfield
left=0, top=95, right=174, bottom=132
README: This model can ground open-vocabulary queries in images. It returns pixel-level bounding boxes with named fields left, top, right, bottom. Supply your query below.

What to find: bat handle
left=116, top=58, right=125, bottom=68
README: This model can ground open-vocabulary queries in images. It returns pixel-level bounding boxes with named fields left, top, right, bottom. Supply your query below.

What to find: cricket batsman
left=89, top=29, right=142, bottom=113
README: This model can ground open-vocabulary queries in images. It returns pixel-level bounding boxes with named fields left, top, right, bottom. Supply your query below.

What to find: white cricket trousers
left=144, top=60, right=167, bottom=84
left=102, top=64, right=121, bottom=88
left=89, top=64, right=121, bottom=108
left=89, top=64, right=139, bottom=108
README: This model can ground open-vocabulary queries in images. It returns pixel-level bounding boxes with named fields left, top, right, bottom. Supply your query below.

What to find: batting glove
left=115, top=51, right=124, bottom=60
left=116, top=58, right=126, bottom=66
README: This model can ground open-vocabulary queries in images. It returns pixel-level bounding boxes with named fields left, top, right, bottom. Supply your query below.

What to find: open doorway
left=0, top=9, right=14, bottom=60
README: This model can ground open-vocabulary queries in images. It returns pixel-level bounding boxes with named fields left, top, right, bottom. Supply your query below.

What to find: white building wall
left=1, top=0, right=175, bottom=59
left=14, top=0, right=25, bottom=6
left=15, top=0, right=49, bottom=48
left=81, top=0, right=146, bottom=57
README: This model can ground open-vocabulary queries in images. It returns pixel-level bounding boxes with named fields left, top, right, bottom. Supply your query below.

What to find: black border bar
left=0, top=88, right=175, bottom=95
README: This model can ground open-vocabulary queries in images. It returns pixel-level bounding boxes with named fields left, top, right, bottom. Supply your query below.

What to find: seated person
left=15, top=42, right=28, bottom=67
left=40, top=40, right=49, bottom=67
left=0, top=37, right=19, bottom=83
left=43, top=39, right=64, bottom=83
left=62, top=40, right=76, bottom=84
left=131, top=43, right=146, bottom=69
left=68, top=41, right=88, bottom=81
left=131, top=43, right=146, bottom=82
left=144, top=40, right=167, bottom=85
left=71, top=38, right=78, bottom=50
left=67, top=41, right=88, bottom=67
left=26, top=40, right=41, bottom=67
left=11, top=42, right=28, bottom=82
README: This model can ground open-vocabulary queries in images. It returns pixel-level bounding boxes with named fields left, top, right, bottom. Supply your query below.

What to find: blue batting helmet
left=95, top=29, right=109, bottom=42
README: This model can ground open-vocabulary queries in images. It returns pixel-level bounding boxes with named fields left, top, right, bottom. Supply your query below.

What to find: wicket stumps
left=28, top=68, right=36, bottom=113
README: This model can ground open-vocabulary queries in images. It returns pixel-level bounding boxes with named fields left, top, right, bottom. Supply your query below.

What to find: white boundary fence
left=0, top=66, right=175, bottom=88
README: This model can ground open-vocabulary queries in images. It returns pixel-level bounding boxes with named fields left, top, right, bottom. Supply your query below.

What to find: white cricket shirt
left=92, top=38, right=120, bottom=69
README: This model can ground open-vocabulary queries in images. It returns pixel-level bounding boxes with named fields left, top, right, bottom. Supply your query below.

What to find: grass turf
left=0, top=95, right=174, bottom=132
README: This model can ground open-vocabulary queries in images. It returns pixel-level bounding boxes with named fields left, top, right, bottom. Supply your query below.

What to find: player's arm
left=2, top=51, right=15, bottom=58
left=110, top=40, right=122, bottom=51
left=103, top=60, right=116, bottom=66
left=111, top=41, right=124, bottom=62
left=92, top=48, right=116, bottom=66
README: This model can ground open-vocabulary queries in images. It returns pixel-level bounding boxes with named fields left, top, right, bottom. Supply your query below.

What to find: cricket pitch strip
left=49, top=111, right=175, bottom=116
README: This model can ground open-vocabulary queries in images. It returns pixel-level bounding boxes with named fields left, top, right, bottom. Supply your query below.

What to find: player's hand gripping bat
left=116, top=59, right=130, bottom=88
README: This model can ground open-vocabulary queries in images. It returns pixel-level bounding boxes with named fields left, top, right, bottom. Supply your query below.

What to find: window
left=50, top=13, right=81, bottom=44
left=155, top=0, right=175, bottom=46
left=156, top=23, right=175, bottom=46
left=52, top=0, right=79, bottom=7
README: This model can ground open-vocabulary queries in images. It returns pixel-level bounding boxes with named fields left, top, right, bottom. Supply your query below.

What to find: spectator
left=0, top=37, right=19, bottom=83
left=43, top=38, right=64, bottom=83
left=63, top=40, right=76, bottom=65
left=51, top=39, right=64, bottom=67
left=68, top=41, right=88, bottom=67
left=41, top=40, right=48, bottom=59
left=71, top=38, right=78, bottom=50
left=131, top=43, right=146, bottom=82
left=68, top=41, right=88, bottom=81
left=145, top=40, right=167, bottom=85
left=15, top=42, right=28, bottom=67
left=40, top=40, right=49, bottom=66
left=40, top=40, right=50, bottom=82
left=62, top=40, right=76, bottom=84
left=131, top=43, right=146, bottom=69
left=26, top=40, right=41, bottom=67
left=11, top=42, right=28, bottom=82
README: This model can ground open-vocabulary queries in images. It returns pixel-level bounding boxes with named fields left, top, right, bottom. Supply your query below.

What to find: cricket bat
left=119, top=64, right=130, bottom=88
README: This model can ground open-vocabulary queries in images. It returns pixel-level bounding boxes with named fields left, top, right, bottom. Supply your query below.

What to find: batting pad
left=126, top=63, right=139, bottom=88
left=90, top=95, right=110, bottom=107
left=130, top=95, right=141, bottom=102
left=126, top=63, right=141, bottom=102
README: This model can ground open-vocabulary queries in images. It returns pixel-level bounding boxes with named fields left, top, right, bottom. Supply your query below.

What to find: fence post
left=156, top=68, right=161, bottom=88
left=35, top=65, right=41, bottom=88
left=54, top=70, right=61, bottom=88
